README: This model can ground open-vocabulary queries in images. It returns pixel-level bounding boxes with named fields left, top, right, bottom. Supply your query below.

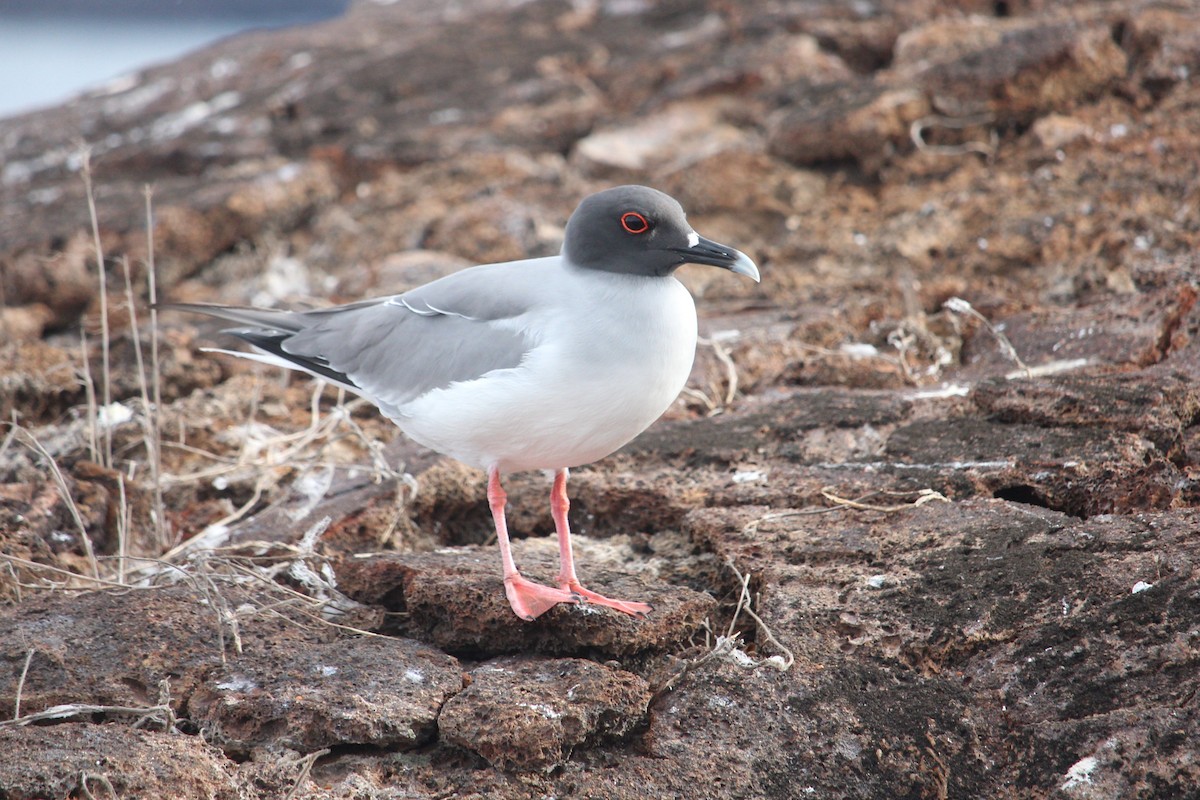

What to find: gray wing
left=169, top=259, right=555, bottom=411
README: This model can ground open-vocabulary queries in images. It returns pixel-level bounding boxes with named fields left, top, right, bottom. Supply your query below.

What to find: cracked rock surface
left=439, top=656, right=651, bottom=771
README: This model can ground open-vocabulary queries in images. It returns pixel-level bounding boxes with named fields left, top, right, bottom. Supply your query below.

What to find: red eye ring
left=621, top=211, right=650, bottom=234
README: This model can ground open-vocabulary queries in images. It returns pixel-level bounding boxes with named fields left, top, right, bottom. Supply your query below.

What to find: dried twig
left=12, top=428, right=101, bottom=584
left=0, top=553, right=129, bottom=590
left=13, top=648, right=34, bottom=720
left=1, top=699, right=174, bottom=730
left=702, top=334, right=740, bottom=407
left=0, top=415, right=18, bottom=464
left=1, top=558, right=21, bottom=603
left=943, top=296, right=1031, bottom=378
left=911, top=113, right=997, bottom=159
left=683, top=334, right=744, bottom=415
left=79, top=328, right=99, bottom=465
left=123, top=252, right=168, bottom=549
left=655, top=635, right=744, bottom=696
left=820, top=487, right=950, bottom=513
left=282, top=748, right=331, bottom=800
left=655, top=557, right=795, bottom=696
left=79, top=772, right=118, bottom=800
left=80, top=147, right=113, bottom=468
left=724, top=558, right=794, bottom=671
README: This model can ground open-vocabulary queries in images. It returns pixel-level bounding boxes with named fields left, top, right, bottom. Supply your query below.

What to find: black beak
left=669, top=235, right=760, bottom=282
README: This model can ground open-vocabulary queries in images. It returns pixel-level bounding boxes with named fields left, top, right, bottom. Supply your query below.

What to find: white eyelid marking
left=687, top=231, right=700, bottom=248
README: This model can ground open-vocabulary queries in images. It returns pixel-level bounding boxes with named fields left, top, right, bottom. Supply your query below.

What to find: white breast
left=394, top=271, right=698, bottom=473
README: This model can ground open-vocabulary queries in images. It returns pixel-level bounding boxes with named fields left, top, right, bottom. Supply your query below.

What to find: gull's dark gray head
left=562, top=185, right=759, bottom=282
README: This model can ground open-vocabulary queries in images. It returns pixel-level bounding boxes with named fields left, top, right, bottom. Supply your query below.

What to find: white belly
left=394, top=274, right=697, bottom=473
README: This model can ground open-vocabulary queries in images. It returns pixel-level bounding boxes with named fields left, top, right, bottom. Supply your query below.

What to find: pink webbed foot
left=505, top=574, right=580, bottom=621
left=561, top=579, right=653, bottom=618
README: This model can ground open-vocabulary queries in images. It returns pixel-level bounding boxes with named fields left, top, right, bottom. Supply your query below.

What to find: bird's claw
left=504, top=574, right=580, bottom=620
left=561, top=580, right=653, bottom=618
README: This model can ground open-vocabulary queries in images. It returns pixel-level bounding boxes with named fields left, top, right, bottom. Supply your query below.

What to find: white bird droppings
left=1061, top=756, right=1098, bottom=791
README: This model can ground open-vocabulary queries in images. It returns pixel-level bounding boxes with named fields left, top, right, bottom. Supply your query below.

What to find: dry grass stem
left=283, top=748, right=331, bottom=800
left=2, top=559, right=22, bottom=602
left=681, top=334, right=744, bottom=415
left=678, top=385, right=719, bottom=414
left=79, top=772, right=118, bottom=800
left=820, top=487, right=950, bottom=513
left=152, top=380, right=405, bottom=563
left=910, top=113, right=997, bottom=159
left=701, top=334, right=740, bottom=407
left=80, top=147, right=113, bottom=468
left=122, top=253, right=168, bottom=549
left=13, top=648, right=34, bottom=720
left=737, top=489, right=950, bottom=547
left=0, top=698, right=175, bottom=731
left=887, top=327, right=919, bottom=384
left=79, top=328, right=99, bottom=464
left=0, top=419, right=17, bottom=464
left=14, top=428, right=101, bottom=583
left=723, top=558, right=795, bottom=671
left=144, top=189, right=165, bottom=514
left=655, top=558, right=795, bottom=696
left=116, top=475, right=130, bottom=584
left=0, top=553, right=131, bottom=591
left=184, top=553, right=383, bottom=640
left=943, top=296, right=1031, bottom=377
left=799, top=335, right=956, bottom=384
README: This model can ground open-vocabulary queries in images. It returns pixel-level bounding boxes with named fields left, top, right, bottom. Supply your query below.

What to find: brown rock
left=190, top=635, right=461, bottom=752
left=574, top=101, right=755, bottom=175
left=0, top=587, right=229, bottom=720
left=945, top=510, right=1200, bottom=796
left=334, top=249, right=471, bottom=298
left=656, top=149, right=825, bottom=220
left=768, top=80, right=930, bottom=171
left=1124, top=6, right=1200, bottom=99
left=900, top=19, right=1127, bottom=122
left=627, top=386, right=914, bottom=465
left=886, top=417, right=1180, bottom=516
left=6, top=0, right=1200, bottom=796
left=337, top=541, right=716, bottom=658
left=0, top=724, right=244, bottom=800
left=0, top=232, right=94, bottom=329
left=0, top=340, right=82, bottom=423
left=439, top=655, right=650, bottom=770
left=971, top=371, right=1200, bottom=459
left=0, top=304, right=54, bottom=343
left=1030, top=112, right=1095, bottom=150
left=959, top=282, right=1196, bottom=375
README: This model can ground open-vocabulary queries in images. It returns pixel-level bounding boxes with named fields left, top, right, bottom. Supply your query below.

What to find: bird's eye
left=620, top=212, right=650, bottom=235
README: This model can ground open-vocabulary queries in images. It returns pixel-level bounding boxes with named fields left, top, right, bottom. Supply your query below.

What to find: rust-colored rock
left=0, top=724, right=244, bottom=800
left=0, top=587, right=232, bottom=720
left=971, top=371, right=1200, bottom=459
left=190, top=635, right=461, bottom=752
left=337, top=542, right=716, bottom=659
left=439, top=655, right=650, bottom=770
left=886, top=416, right=1180, bottom=516
left=900, top=19, right=1128, bottom=122
left=768, top=80, right=930, bottom=171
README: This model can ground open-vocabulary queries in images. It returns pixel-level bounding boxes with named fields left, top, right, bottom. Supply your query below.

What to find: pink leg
left=551, top=468, right=652, bottom=617
left=488, top=466, right=578, bottom=621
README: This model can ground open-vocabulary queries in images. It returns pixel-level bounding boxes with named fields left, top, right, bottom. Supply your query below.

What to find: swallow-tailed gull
left=169, top=185, right=759, bottom=620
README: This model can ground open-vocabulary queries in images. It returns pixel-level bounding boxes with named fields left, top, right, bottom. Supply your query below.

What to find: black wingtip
left=225, top=328, right=359, bottom=389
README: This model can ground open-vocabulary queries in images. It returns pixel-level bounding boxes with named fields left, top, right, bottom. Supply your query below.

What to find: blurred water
left=0, top=13, right=339, bottom=120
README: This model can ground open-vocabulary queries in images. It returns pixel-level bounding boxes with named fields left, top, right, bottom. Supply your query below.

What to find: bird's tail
left=159, top=302, right=358, bottom=389
left=155, top=302, right=307, bottom=333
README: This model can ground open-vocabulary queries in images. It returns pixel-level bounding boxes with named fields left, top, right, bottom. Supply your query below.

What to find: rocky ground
left=3, top=0, right=1200, bottom=797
